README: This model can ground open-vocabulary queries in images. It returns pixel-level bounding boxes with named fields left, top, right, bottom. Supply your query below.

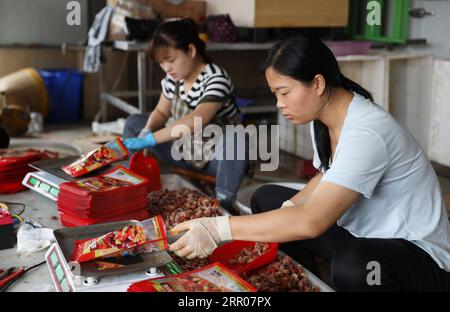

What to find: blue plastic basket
left=38, top=69, right=83, bottom=123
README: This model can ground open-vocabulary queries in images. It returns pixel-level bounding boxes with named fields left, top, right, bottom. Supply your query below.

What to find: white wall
left=0, top=0, right=91, bottom=45
left=408, top=0, right=450, bottom=59
left=205, top=0, right=256, bottom=28
left=430, top=59, right=450, bottom=166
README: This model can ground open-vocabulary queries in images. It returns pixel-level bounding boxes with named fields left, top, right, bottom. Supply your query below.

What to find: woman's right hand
left=168, top=216, right=232, bottom=259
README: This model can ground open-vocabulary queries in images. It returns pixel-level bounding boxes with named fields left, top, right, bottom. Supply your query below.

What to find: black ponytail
left=263, top=35, right=373, bottom=171
left=149, top=18, right=212, bottom=64
left=340, top=73, right=373, bottom=102
left=312, top=73, right=374, bottom=171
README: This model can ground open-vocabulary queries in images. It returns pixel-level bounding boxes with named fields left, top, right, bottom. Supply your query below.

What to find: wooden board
left=254, top=0, right=350, bottom=28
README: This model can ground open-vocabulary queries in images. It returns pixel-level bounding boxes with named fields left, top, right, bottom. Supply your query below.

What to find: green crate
left=348, top=0, right=410, bottom=44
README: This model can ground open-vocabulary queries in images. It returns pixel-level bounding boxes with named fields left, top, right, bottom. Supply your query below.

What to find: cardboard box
left=162, top=1, right=206, bottom=24
left=107, top=0, right=206, bottom=23
left=206, top=0, right=349, bottom=28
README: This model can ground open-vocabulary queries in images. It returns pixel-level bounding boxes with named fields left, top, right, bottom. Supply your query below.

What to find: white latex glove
left=281, top=200, right=295, bottom=208
left=169, top=216, right=232, bottom=259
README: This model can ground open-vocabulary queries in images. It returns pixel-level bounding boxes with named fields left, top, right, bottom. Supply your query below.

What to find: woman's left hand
left=124, top=132, right=157, bottom=151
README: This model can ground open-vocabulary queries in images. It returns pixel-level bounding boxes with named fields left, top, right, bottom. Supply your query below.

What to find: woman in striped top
left=123, top=19, right=248, bottom=211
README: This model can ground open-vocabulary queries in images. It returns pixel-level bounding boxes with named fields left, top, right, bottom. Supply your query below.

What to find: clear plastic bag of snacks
left=71, top=216, right=168, bottom=263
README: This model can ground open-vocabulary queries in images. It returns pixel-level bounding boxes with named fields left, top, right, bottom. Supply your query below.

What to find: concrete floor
left=13, top=124, right=450, bottom=287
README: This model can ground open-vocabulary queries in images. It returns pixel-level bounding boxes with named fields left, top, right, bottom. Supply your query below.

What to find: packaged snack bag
left=1, top=149, right=58, bottom=193
left=128, top=263, right=256, bottom=292
left=60, top=166, right=148, bottom=195
left=62, top=138, right=128, bottom=177
left=57, top=166, right=151, bottom=227
left=71, top=215, right=168, bottom=263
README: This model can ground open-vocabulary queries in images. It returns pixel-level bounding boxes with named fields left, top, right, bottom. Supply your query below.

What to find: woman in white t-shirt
left=169, top=35, right=450, bottom=291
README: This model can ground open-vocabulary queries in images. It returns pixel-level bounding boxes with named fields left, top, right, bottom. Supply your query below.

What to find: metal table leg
left=99, top=62, right=107, bottom=122
left=137, top=51, right=147, bottom=114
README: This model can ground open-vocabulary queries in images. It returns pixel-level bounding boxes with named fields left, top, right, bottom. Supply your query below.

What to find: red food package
left=62, top=138, right=128, bottom=177
left=0, top=149, right=58, bottom=169
left=0, top=182, right=28, bottom=194
left=71, top=216, right=168, bottom=263
left=59, top=166, right=148, bottom=195
left=1, top=149, right=58, bottom=194
left=59, top=209, right=150, bottom=228
left=128, top=263, right=256, bottom=292
left=0, top=204, right=13, bottom=226
left=0, top=149, right=54, bottom=167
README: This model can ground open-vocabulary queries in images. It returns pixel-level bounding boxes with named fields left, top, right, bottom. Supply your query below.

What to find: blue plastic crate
left=38, top=69, right=83, bottom=124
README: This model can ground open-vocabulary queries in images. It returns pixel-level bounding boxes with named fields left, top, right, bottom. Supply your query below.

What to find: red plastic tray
left=209, top=240, right=278, bottom=274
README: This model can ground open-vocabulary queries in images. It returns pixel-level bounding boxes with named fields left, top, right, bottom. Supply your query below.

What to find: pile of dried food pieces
left=148, top=188, right=321, bottom=292
left=148, top=188, right=222, bottom=228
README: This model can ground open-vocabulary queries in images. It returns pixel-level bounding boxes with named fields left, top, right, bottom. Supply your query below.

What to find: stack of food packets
left=71, top=216, right=168, bottom=263
left=127, top=263, right=256, bottom=292
left=0, top=149, right=57, bottom=194
left=57, top=166, right=150, bottom=227
left=62, top=138, right=128, bottom=178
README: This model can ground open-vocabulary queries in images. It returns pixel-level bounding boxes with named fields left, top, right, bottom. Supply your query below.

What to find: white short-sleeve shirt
left=311, top=93, right=450, bottom=271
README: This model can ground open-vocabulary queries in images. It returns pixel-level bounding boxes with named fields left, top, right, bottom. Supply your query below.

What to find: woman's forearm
left=152, top=113, right=198, bottom=144
left=290, top=172, right=323, bottom=205
left=144, top=94, right=172, bottom=132
left=229, top=180, right=361, bottom=244
left=146, top=109, right=169, bottom=132
left=153, top=103, right=221, bottom=144
left=229, top=205, right=318, bottom=243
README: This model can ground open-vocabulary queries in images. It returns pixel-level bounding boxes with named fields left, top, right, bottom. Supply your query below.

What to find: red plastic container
left=209, top=241, right=278, bottom=274
left=129, top=151, right=162, bottom=192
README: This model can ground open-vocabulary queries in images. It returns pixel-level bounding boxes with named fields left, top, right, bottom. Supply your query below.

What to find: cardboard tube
left=0, top=68, right=49, bottom=117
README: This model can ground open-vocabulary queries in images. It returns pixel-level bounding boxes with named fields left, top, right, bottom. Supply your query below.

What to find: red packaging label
left=61, top=166, right=148, bottom=194
left=62, top=138, right=128, bottom=177
left=128, top=263, right=256, bottom=292
left=71, top=215, right=168, bottom=263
